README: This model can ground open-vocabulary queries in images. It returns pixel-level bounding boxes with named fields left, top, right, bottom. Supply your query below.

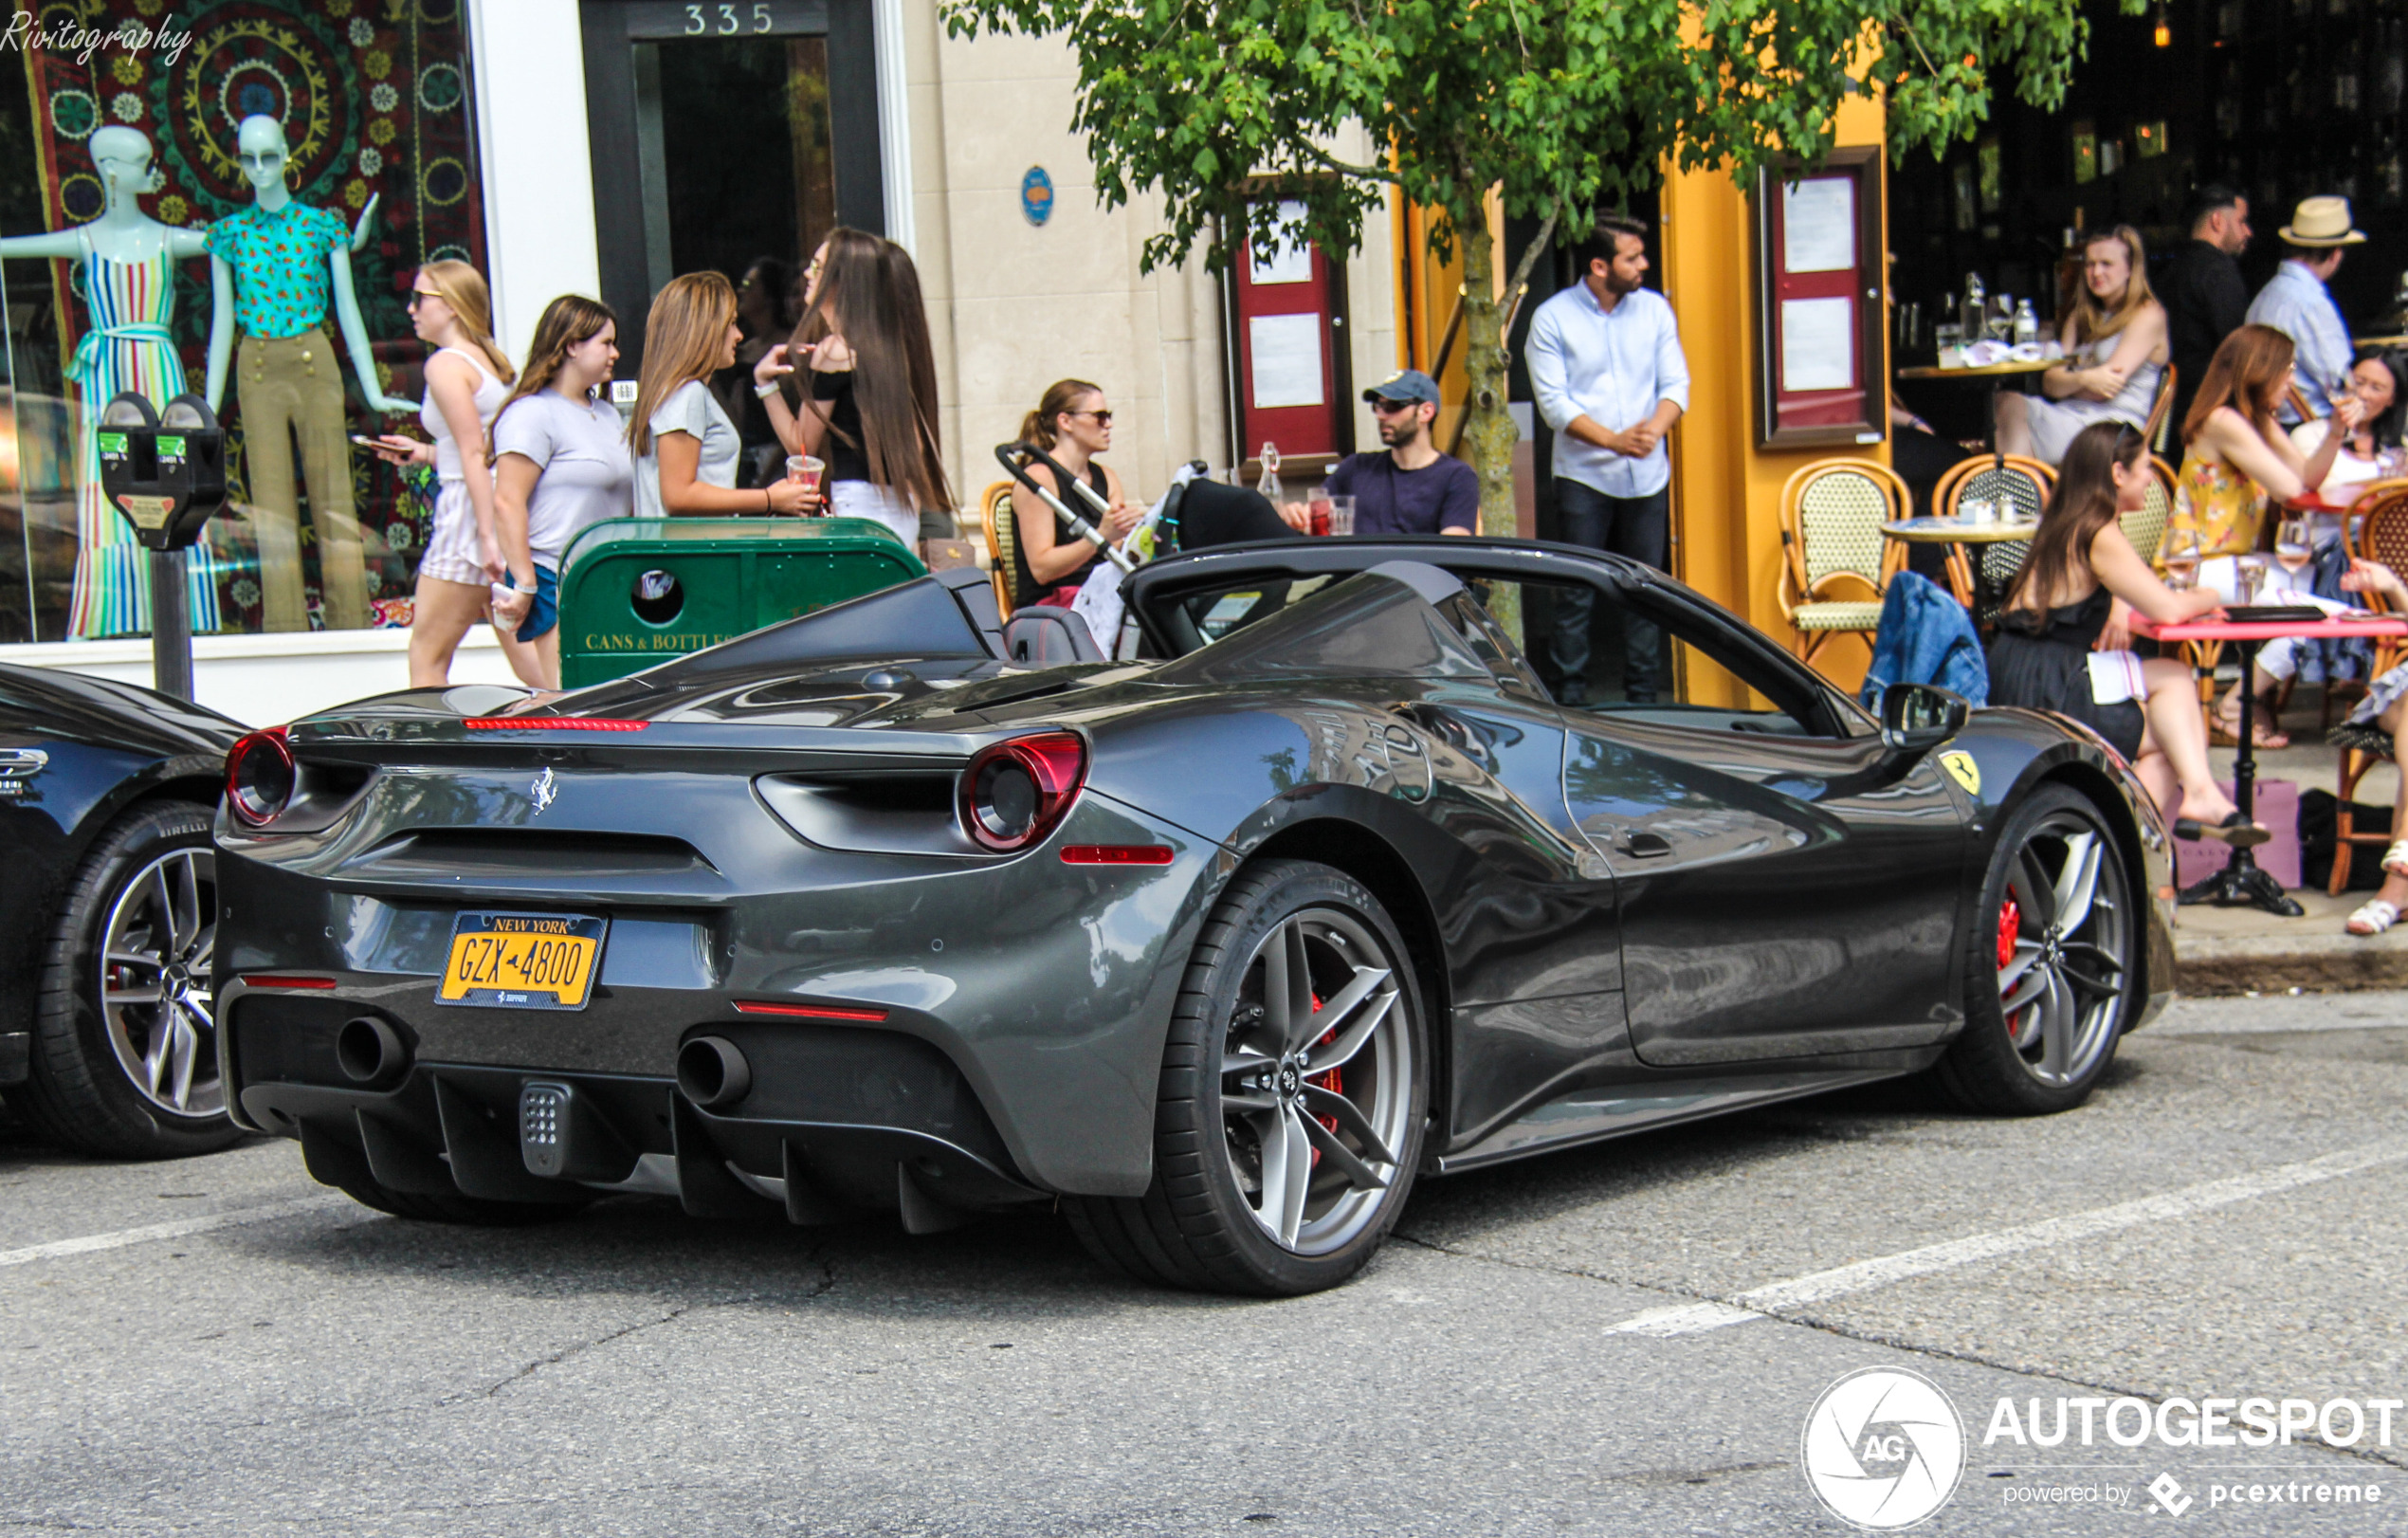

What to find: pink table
left=2137, top=611, right=2408, bottom=913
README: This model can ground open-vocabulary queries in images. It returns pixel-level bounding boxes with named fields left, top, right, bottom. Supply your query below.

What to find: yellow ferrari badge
left=1939, top=751, right=1980, bottom=795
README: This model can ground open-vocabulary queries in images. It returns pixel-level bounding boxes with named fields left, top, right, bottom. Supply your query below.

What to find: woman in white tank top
left=366, top=261, right=542, bottom=688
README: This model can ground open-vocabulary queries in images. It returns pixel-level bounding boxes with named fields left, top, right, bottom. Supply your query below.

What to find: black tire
left=8, top=800, right=242, bottom=1159
left=1066, top=858, right=1429, bottom=1295
left=1932, top=784, right=2138, bottom=1116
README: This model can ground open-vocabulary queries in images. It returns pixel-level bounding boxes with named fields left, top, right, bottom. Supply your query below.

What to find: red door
left=1231, top=200, right=1342, bottom=463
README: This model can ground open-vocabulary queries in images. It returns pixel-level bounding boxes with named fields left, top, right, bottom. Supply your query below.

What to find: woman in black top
left=1010, top=377, right=1140, bottom=607
left=1987, top=421, right=2240, bottom=829
left=751, top=227, right=953, bottom=549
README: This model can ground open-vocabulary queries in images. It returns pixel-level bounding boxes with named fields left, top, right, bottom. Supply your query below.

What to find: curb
left=2174, top=934, right=2408, bottom=996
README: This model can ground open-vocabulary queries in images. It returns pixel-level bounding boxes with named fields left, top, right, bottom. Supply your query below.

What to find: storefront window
left=0, top=0, right=484, bottom=643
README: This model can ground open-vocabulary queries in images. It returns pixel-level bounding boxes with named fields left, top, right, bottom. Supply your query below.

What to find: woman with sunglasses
left=1001, top=378, right=1139, bottom=607
left=365, top=262, right=538, bottom=687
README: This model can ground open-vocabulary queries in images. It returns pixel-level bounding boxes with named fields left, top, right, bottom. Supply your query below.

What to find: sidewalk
left=2174, top=685, right=2407, bottom=995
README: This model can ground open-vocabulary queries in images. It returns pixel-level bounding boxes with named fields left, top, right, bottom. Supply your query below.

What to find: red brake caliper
left=1997, top=897, right=2021, bottom=978
left=1306, top=996, right=1341, bottom=1166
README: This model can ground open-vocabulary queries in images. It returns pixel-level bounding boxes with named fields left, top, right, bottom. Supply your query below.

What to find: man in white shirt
left=1526, top=214, right=1690, bottom=705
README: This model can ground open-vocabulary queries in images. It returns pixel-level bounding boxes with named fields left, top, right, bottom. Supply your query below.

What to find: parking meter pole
left=148, top=548, right=192, bottom=701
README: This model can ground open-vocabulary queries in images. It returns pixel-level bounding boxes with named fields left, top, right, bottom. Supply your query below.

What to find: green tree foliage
left=944, top=0, right=2125, bottom=540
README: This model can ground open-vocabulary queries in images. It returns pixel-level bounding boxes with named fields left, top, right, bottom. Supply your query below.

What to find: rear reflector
left=731, top=999, right=890, bottom=1021
left=236, top=974, right=337, bottom=990
left=464, top=717, right=648, bottom=731
left=1061, top=845, right=1175, bottom=865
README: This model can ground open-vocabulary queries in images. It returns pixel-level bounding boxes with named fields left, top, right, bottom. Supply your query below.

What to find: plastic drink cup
left=1326, top=495, right=1356, bottom=537
left=787, top=455, right=825, bottom=493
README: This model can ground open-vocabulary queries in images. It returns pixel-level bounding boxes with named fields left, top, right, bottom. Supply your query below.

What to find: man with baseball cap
left=2244, top=195, right=2366, bottom=419
left=1283, top=369, right=1478, bottom=537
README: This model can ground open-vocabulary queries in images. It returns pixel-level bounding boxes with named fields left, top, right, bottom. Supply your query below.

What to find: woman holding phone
left=750, top=228, right=952, bottom=549
left=484, top=295, right=634, bottom=687
left=629, top=271, right=817, bottom=520
left=363, top=261, right=537, bottom=687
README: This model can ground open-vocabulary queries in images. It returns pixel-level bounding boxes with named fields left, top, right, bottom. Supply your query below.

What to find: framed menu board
left=1753, top=148, right=1887, bottom=450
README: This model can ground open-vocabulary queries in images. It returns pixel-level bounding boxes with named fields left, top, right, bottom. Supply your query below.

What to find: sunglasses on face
left=1371, top=398, right=1422, bottom=415
left=1067, top=409, right=1113, bottom=425
left=408, top=289, right=441, bottom=307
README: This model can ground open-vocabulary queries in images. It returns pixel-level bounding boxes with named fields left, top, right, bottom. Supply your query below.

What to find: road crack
left=1388, top=1231, right=2408, bottom=1474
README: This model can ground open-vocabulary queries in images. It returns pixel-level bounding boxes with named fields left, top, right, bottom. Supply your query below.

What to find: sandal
left=2176, top=811, right=2272, bottom=848
left=2384, top=839, right=2408, bottom=878
left=2347, top=899, right=2399, bottom=936
left=2211, top=690, right=2290, bottom=750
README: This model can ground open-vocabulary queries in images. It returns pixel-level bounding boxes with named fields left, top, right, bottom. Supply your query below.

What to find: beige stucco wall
left=902, top=8, right=1397, bottom=514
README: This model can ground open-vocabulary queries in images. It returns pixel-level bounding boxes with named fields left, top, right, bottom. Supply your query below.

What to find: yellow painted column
left=1659, top=94, right=1890, bottom=701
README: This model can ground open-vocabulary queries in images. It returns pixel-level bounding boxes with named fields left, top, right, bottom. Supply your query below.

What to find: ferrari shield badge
left=1939, top=751, right=1980, bottom=796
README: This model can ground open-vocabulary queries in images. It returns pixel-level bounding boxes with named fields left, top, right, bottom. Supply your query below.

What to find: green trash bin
left=556, top=517, right=927, bottom=687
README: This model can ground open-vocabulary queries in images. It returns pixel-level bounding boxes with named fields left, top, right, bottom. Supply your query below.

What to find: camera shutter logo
left=1801, top=1367, right=1966, bottom=1529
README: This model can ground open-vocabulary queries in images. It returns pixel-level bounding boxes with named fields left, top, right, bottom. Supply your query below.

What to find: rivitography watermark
left=0, top=11, right=193, bottom=68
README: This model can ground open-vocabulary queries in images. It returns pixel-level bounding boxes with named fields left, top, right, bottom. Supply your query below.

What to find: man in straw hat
left=2244, top=194, right=2367, bottom=421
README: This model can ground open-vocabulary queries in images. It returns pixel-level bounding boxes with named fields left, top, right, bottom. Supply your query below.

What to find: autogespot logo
left=1802, top=1367, right=1968, bottom=1529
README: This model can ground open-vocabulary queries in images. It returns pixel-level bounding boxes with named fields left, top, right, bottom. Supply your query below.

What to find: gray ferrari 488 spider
left=214, top=539, right=2175, bottom=1295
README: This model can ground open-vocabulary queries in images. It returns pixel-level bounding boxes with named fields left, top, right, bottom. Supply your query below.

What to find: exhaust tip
left=336, top=1016, right=407, bottom=1087
left=677, top=1035, right=752, bottom=1109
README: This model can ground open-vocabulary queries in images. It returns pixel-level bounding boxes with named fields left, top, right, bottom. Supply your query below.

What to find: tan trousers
left=239, top=328, right=367, bottom=632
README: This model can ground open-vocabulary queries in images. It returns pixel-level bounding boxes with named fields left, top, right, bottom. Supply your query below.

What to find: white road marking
left=0, top=1193, right=350, bottom=1270
left=1607, top=1139, right=2408, bottom=1337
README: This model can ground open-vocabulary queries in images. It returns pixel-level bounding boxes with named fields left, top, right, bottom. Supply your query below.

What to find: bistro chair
left=2327, top=485, right=2408, bottom=891
left=2143, top=366, right=2179, bottom=456
left=1776, top=457, right=1910, bottom=666
left=1932, top=454, right=2054, bottom=617
left=980, top=481, right=1021, bottom=618
left=2117, top=454, right=2179, bottom=572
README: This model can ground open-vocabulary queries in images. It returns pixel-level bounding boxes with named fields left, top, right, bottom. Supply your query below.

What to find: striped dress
left=66, top=232, right=220, bottom=639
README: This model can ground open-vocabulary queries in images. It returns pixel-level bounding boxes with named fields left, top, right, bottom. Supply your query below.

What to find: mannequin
left=203, top=115, right=412, bottom=632
left=0, top=127, right=220, bottom=638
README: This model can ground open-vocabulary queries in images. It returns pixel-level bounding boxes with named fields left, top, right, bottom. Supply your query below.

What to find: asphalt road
left=6, top=990, right=2406, bottom=1536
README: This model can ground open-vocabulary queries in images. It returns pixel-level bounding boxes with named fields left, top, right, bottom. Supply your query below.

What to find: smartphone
left=349, top=434, right=381, bottom=448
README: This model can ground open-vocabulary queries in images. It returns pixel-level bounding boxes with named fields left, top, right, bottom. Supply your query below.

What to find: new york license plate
left=436, top=911, right=608, bottom=1010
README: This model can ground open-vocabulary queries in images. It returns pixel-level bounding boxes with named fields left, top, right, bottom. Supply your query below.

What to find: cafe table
left=2134, top=608, right=2408, bottom=915
left=1882, top=516, right=2036, bottom=619
left=1895, top=356, right=2057, bottom=467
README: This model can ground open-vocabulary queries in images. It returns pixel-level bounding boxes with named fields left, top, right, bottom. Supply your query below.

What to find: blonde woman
left=365, top=262, right=538, bottom=687
left=630, top=271, right=815, bottom=519
left=486, top=295, right=634, bottom=687
left=1997, top=227, right=2168, bottom=465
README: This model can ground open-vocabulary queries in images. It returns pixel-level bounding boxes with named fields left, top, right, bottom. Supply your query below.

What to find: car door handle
left=1620, top=832, right=1673, bottom=858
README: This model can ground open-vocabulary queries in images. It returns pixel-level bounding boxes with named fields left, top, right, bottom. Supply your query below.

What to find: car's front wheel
left=9, top=801, right=242, bottom=1159
left=1066, top=858, right=1429, bottom=1295
left=1933, top=784, right=2138, bottom=1115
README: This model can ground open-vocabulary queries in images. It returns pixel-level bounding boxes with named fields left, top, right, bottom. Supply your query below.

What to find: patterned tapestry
left=11, top=0, right=483, bottom=637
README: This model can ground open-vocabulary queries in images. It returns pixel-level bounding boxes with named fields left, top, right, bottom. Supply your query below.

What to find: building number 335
left=684, top=3, right=780, bottom=34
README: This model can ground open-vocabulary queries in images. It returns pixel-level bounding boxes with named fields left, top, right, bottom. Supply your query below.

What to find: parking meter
left=95, top=393, right=227, bottom=701
left=97, top=393, right=228, bottom=550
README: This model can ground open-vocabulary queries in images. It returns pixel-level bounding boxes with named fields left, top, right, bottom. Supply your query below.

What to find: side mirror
left=1880, top=682, right=1971, bottom=756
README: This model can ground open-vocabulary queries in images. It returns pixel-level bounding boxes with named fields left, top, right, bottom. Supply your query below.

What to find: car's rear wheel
left=1933, top=784, right=2137, bottom=1115
left=9, top=802, right=242, bottom=1159
left=1065, top=858, right=1428, bottom=1295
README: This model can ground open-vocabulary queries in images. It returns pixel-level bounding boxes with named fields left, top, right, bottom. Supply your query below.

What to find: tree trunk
left=1454, top=217, right=1522, bottom=642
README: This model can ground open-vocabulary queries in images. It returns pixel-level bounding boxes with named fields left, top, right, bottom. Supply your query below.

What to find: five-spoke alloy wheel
left=1066, top=859, right=1428, bottom=1294
left=9, top=802, right=242, bottom=1158
left=1935, top=785, right=2137, bottom=1115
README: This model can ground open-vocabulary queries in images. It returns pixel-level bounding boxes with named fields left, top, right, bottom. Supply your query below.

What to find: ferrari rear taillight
left=225, top=726, right=296, bottom=828
left=959, top=731, right=1087, bottom=852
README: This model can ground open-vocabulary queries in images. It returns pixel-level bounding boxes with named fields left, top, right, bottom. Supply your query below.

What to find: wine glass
left=2274, top=518, right=2313, bottom=585
left=2161, top=529, right=2201, bottom=591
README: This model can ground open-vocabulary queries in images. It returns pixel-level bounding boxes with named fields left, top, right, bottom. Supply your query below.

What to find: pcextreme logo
left=1801, top=1367, right=1967, bottom=1529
